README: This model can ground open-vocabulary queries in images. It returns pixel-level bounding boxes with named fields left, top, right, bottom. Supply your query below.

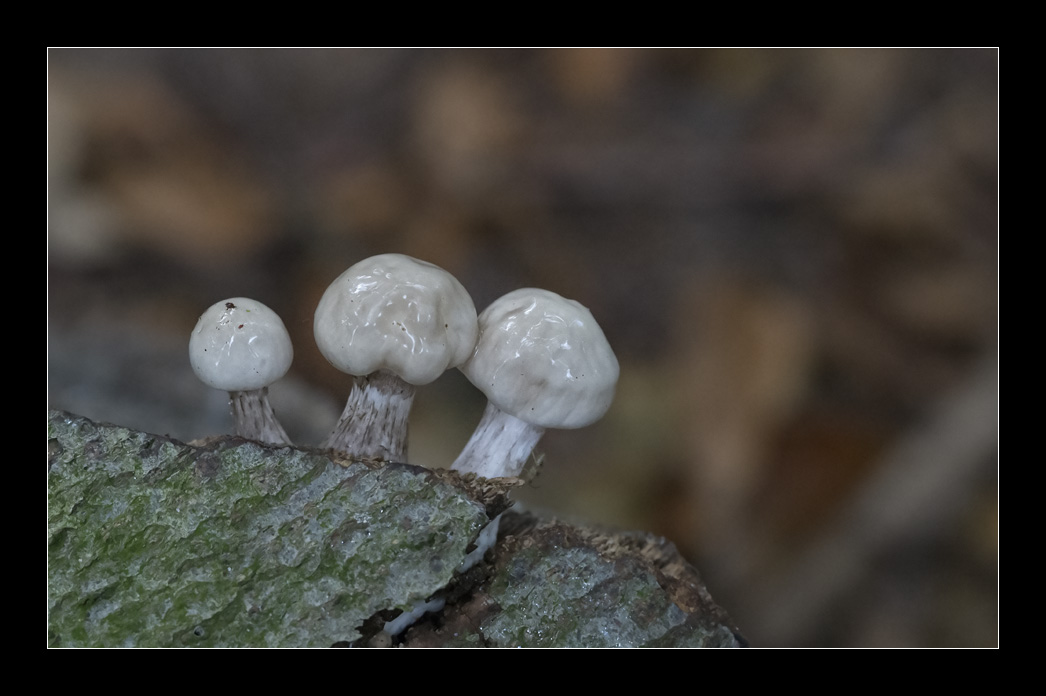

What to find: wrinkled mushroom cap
left=462, top=288, right=619, bottom=429
left=313, top=254, right=479, bottom=385
left=189, top=298, right=293, bottom=392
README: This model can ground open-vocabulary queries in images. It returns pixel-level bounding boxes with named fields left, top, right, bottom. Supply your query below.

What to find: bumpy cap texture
left=462, top=288, right=619, bottom=429
left=313, top=254, right=479, bottom=385
left=189, top=298, right=293, bottom=391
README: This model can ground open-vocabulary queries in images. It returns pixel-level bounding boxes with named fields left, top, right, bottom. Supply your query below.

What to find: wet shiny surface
left=189, top=298, right=293, bottom=391
left=313, top=254, right=478, bottom=385
left=463, top=288, right=619, bottom=429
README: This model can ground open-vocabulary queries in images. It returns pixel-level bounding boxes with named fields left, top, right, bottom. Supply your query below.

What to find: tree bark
left=47, top=410, right=743, bottom=648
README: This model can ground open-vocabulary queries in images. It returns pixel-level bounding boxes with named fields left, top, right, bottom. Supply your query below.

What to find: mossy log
left=47, top=411, right=743, bottom=647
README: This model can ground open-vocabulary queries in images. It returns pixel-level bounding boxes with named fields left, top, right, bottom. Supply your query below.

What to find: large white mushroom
left=189, top=298, right=294, bottom=446
left=314, top=253, right=478, bottom=461
left=451, top=288, right=619, bottom=479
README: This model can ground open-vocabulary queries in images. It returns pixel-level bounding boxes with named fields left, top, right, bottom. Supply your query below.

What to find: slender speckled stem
left=229, top=387, right=291, bottom=446
left=323, top=370, right=416, bottom=461
left=451, top=402, right=545, bottom=479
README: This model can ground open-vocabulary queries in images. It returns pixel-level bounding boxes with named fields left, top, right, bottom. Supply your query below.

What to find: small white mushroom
left=451, top=288, right=619, bottom=479
left=189, top=298, right=294, bottom=446
left=314, top=253, right=478, bottom=461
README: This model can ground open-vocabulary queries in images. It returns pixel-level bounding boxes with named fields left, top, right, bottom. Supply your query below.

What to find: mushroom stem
left=451, top=402, right=546, bottom=479
left=229, top=387, right=292, bottom=446
left=322, top=369, right=416, bottom=461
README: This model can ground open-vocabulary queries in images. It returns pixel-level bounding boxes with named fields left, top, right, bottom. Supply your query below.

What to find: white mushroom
left=314, top=253, right=478, bottom=461
left=451, top=288, right=619, bottom=479
left=189, top=298, right=294, bottom=446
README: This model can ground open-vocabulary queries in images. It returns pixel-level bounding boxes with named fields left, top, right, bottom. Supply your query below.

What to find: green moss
left=47, top=412, right=488, bottom=647
left=48, top=411, right=744, bottom=648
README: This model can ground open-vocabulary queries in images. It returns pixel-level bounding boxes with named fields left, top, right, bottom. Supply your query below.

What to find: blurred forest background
left=47, top=48, right=998, bottom=647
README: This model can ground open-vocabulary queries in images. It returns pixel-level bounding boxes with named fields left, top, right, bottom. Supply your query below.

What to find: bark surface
left=47, top=410, right=743, bottom=648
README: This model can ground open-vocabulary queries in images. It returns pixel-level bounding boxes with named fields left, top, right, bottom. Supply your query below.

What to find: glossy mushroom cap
left=189, top=298, right=294, bottom=392
left=462, top=288, right=619, bottom=429
left=313, top=254, right=478, bottom=385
